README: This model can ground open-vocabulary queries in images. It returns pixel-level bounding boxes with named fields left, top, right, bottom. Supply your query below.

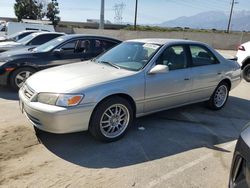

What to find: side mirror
left=53, top=48, right=64, bottom=56
left=148, top=64, right=169, bottom=74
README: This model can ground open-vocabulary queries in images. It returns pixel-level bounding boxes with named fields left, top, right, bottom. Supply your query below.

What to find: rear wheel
left=207, top=82, right=229, bottom=110
left=10, top=67, right=35, bottom=90
left=242, top=64, right=250, bottom=82
left=89, top=96, right=133, bottom=142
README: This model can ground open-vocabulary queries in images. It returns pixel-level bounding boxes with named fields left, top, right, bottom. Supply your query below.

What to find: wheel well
left=242, top=58, right=250, bottom=69
left=94, top=93, right=137, bottom=117
left=7, top=66, right=36, bottom=84
left=220, top=79, right=231, bottom=91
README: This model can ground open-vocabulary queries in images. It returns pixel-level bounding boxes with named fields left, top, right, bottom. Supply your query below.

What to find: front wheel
left=242, top=64, right=250, bottom=82
left=207, top=82, right=229, bottom=110
left=89, top=96, right=133, bottom=142
left=9, top=67, right=35, bottom=90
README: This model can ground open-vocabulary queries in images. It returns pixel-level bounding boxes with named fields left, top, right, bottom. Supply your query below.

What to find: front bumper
left=0, top=68, right=9, bottom=86
left=19, top=88, right=96, bottom=134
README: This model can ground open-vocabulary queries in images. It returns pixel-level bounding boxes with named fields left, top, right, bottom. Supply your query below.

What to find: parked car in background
left=229, top=123, right=250, bottom=188
left=236, top=41, right=250, bottom=82
left=19, top=39, right=241, bottom=142
left=0, top=32, right=64, bottom=53
left=0, top=34, right=120, bottom=89
left=0, top=30, right=37, bottom=42
left=4, top=21, right=55, bottom=36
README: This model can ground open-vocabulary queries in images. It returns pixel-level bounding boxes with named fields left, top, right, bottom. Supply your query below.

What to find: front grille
left=22, top=84, right=35, bottom=100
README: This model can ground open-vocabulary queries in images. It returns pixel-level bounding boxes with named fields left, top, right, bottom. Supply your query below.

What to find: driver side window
left=59, top=39, right=92, bottom=54
left=156, top=45, right=187, bottom=71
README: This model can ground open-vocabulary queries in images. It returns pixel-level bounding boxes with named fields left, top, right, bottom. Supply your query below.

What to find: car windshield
left=95, top=42, right=161, bottom=71
left=33, top=37, right=65, bottom=52
left=17, top=33, right=38, bottom=45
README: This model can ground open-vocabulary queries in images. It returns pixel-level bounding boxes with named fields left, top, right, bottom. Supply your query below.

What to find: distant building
left=86, top=19, right=112, bottom=24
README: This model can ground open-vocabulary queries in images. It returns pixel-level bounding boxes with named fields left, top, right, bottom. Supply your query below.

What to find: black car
left=0, top=30, right=37, bottom=42
left=0, top=34, right=121, bottom=89
left=229, top=123, right=250, bottom=188
left=0, top=32, right=64, bottom=53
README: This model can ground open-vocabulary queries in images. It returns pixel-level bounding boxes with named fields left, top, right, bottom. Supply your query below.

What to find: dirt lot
left=0, top=51, right=250, bottom=188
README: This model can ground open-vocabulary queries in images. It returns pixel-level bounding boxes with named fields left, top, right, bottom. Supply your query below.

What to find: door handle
left=217, top=72, right=222, bottom=75
left=184, top=78, right=190, bottom=81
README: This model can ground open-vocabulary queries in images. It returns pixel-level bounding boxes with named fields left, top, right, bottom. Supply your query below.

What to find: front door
left=144, top=45, right=192, bottom=113
left=49, top=39, right=94, bottom=67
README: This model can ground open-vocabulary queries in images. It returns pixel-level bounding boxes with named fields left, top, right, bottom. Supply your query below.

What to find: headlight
left=37, top=93, right=84, bottom=107
left=37, top=93, right=59, bottom=105
left=56, top=94, right=84, bottom=107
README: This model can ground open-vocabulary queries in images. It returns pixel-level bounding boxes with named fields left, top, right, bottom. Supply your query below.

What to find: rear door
left=188, top=45, right=223, bottom=102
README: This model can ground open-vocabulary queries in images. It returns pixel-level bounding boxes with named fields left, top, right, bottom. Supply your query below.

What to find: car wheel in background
left=207, top=81, right=229, bottom=110
left=243, top=64, right=250, bottom=82
left=10, top=67, right=35, bottom=90
left=89, top=96, right=133, bottom=142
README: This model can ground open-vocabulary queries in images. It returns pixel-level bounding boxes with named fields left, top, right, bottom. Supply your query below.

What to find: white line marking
left=147, top=141, right=236, bottom=188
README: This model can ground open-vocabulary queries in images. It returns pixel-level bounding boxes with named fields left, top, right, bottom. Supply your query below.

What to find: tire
left=242, top=64, right=250, bottom=82
left=10, top=67, right=35, bottom=90
left=207, top=81, right=229, bottom=110
left=89, top=96, right=133, bottom=142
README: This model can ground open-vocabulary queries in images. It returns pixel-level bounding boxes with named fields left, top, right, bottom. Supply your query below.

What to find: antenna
left=114, top=2, right=125, bottom=24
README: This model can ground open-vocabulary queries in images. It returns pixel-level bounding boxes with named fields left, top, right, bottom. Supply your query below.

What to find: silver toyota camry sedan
left=19, top=39, right=242, bottom=142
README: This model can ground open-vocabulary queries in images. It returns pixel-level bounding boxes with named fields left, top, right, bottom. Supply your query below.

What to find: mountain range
left=158, top=11, right=250, bottom=31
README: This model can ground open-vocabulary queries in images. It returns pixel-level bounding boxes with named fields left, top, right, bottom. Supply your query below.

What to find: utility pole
left=99, top=0, right=105, bottom=29
left=134, top=0, right=138, bottom=30
left=227, top=0, right=236, bottom=33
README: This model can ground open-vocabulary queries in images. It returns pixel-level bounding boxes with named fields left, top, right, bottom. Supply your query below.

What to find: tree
left=46, top=0, right=60, bottom=26
left=14, top=0, right=44, bottom=21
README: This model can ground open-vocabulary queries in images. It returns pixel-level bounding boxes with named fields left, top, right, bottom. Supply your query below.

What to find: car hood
left=26, top=61, right=136, bottom=93
left=0, top=41, right=22, bottom=48
left=0, top=46, right=34, bottom=59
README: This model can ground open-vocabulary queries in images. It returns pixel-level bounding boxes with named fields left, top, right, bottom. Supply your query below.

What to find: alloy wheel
left=214, top=85, right=228, bottom=108
left=100, top=104, right=130, bottom=138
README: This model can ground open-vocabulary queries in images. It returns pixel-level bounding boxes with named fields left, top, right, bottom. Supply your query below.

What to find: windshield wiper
left=99, top=61, right=120, bottom=69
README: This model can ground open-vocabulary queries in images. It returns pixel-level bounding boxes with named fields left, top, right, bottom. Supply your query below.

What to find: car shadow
left=37, top=96, right=250, bottom=169
left=0, top=86, right=18, bottom=100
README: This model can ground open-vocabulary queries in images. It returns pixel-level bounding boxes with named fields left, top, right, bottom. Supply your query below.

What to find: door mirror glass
left=148, top=64, right=169, bottom=74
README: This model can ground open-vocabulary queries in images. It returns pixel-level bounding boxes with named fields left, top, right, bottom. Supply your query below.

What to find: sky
left=0, top=0, right=250, bottom=24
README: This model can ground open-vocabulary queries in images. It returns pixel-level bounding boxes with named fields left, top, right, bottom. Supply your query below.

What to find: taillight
left=238, top=45, right=245, bottom=51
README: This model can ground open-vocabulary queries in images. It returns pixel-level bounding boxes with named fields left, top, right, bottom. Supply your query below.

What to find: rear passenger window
left=190, top=45, right=218, bottom=66
left=156, top=45, right=187, bottom=71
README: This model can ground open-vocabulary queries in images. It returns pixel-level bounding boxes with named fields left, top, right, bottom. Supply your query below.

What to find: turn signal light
left=67, top=96, right=82, bottom=106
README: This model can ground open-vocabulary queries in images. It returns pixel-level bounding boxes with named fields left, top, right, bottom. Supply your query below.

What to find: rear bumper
left=19, top=89, right=96, bottom=134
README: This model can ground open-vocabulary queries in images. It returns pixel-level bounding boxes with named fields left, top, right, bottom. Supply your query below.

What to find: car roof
left=31, top=31, right=65, bottom=37
left=58, top=34, right=121, bottom=42
left=126, top=38, right=206, bottom=46
left=18, top=30, right=37, bottom=34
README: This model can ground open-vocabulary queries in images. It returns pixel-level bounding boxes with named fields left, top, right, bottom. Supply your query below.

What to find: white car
left=236, top=41, right=250, bottom=82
